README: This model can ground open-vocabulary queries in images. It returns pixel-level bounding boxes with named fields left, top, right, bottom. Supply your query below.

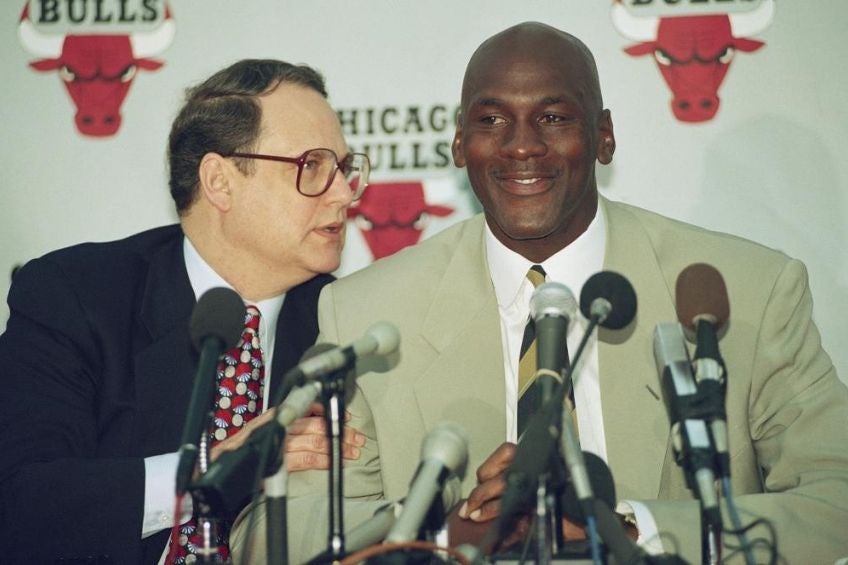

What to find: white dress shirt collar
left=485, top=203, right=607, bottom=303
left=182, top=236, right=285, bottom=396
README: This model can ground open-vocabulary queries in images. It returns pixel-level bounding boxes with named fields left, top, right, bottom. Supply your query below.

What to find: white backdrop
left=2, top=0, right=845, bottom=381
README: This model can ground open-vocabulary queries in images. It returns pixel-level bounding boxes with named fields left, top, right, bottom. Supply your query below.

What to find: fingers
left=287, top=451, right=330, bottom=472
left=285, top=405, right=351, bottom=435
left=284, top=426, right=365, bottom=458
left=476, top=442, right=516, bottom=482
left=284, top=408, right=366, bottom=472
left=457, top=442, right=517, bottom=523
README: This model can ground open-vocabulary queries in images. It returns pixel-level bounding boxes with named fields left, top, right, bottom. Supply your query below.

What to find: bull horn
left=729, top=0, right=775, bottom=38
left=611, top=1, right=658, bottom=42
left=18, top=5, right=62, bottom=58
left=131, top=5, right=175, bottom=58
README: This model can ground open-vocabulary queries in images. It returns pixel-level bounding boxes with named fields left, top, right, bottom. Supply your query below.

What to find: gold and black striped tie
left=517, top=265, right=547, bottom=437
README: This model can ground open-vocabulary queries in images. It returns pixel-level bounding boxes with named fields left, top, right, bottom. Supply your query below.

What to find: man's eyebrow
left=469, top=97, right=504, bottom=108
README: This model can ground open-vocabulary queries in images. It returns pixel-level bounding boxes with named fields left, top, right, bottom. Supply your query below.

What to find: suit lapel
left=412, top=216, right=508, bottom=475
left=268, top=274, right=333, bottom=404
left=599, top=198, right=676, bottom=500
left=135, top=232, right=197, bottom=454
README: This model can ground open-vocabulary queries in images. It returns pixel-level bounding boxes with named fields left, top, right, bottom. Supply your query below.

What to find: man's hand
left=284, top=403, right=365, bottom=471
left=448, top=441, right=589, bottom=551
left=208, top=403, right=366, bottom=472
left=459, top=442, right=515, bottom=523
left=449, top=442, right=530, bottom=550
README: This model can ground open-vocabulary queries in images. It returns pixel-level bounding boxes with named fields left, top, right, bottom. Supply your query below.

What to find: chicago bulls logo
left=612, top=0, right=774, bottom=123
left=348, top=182, right=455, bottom=260
left=18, top=2, right=175, bottom=137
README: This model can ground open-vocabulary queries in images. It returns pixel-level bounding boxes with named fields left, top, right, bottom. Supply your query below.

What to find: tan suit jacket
left=233, top=197, right=848, bottom=564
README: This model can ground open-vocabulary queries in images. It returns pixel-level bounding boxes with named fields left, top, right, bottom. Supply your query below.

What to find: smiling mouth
left=496, top=173, right=555, bottom=193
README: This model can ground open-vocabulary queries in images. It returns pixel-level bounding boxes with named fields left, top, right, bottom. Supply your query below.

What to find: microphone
left=579, top=270, right=638, bottom=329
left=529, top=282, right=577, bottom=399
left=653, top=322, right=720, bottom=528
left=175, top=287, right=245, bottom=495
left=384, top=422, right=469, bottom=543
left=276, top=321, right=400, bottom=403
left=305, top=501, right=404, bottom=564
left=559, top=451, right=616, bottom=525
left=676, top=263, right=730, bottom=478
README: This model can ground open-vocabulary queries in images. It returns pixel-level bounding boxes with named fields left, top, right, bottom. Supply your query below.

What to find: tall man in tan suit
left=234, top=23, right=848, bottom=564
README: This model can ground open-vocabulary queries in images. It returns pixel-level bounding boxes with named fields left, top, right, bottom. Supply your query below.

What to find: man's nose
left=500, top=122, right=547, bottom=160
left=323, top=169, right=355, bottom=206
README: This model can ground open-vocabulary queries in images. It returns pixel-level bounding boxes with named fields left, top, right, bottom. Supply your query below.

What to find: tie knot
left=243, top=305, right=261, bottom=333
left=527, top=265, right=546, bottom=288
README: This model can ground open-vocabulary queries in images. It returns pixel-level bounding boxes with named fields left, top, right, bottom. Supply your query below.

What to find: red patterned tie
left=169, top=305, right=265, bottom=563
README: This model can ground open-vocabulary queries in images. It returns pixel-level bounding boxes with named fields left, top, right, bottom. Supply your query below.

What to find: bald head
left=451, top=21, right=615, bottom=262
left=461, top=22, right=603, bottom=116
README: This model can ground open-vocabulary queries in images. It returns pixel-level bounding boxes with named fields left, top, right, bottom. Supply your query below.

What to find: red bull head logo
left=348, top=182, right=455, bottom=260
left=612, top=0, right=773, bottom=123
left=18, top=3, right=174, bottom=137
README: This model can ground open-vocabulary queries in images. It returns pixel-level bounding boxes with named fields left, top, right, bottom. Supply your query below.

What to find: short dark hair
left=167, top=59, right=327, bottom=214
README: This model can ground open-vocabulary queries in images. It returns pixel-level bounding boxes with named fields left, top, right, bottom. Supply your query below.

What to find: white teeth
left=514, top=178, right=540, bottom=184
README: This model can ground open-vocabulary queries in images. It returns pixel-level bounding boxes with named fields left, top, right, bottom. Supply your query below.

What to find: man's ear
left=452, top=112, right=466, bottom=168
left=198, top=152, right=233, bottom=212
left=597, top=109, right=616, bottom=165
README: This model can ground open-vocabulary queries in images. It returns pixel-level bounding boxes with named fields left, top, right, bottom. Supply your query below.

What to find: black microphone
left=276, top=321, right=400, bottom=404
left=559, top=451, right=616, bottom=525
left=175, top=287, right=245, bottom=495
left=554, top=273, right=635, bottom=514
left=529, top=282, right=577, bottom=401
left=676, top=263, right=730, bottom=478
left=384, top=422, right=469, bottom=543
left=653, top=322, right=720, bottom=528
left=490, top=282, right=577, bottom=546
left=579, top=270, right=638, bottom=330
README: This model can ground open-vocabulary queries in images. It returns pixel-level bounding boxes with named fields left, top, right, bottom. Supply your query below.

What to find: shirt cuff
left=616, top=499, right=665, bottom=555
left=142, top=452, right=193, bottom=538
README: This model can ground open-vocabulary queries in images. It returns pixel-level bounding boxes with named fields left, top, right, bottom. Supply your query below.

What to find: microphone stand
left=320, top=361, right=355, bottom=560
left=195, top=415, right=220, bottom=564
left=263, top=433, right=289, bottom=565
left=535, top=314, right=602, bottom=564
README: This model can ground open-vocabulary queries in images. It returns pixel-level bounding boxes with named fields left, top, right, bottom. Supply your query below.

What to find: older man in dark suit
left=0, top=59, right=370, bottom=564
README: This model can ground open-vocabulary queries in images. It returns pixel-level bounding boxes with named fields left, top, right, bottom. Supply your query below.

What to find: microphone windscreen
left=579, top=271, right=637, bottom=329
left=365, top=321, right=401, bottom=356
left=560, top=451, right=617, bottom=525
left=189, top=287, right=245, bottom=351
left=421, top=421, right=469, bottom=478
left=530, top=281, right=577, bottom=321
left=675, top=263, right=730, bottom=331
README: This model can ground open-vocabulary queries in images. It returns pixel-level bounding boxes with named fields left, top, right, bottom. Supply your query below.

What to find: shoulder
left=333, top=215, right=485, bottom=292
left=33, top=225, right=183, bottom=271
left=606, top=198, right=793, bottom=278
left=10, top=225, right=184, bottom=315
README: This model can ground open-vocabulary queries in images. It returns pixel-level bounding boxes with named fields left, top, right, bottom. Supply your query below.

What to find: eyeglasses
left=227, top=148, right=370, bottom=200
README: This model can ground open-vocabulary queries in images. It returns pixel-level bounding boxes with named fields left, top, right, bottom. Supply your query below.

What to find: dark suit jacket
left=0, top=224, right=331, bottom=564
